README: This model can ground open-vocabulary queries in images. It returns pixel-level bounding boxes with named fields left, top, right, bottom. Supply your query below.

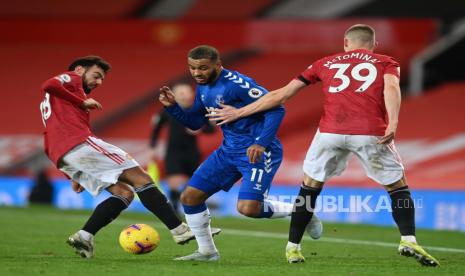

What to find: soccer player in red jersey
left=39, top=56, right=219, bottom=258
left=208, top=25, right=439, bottom=266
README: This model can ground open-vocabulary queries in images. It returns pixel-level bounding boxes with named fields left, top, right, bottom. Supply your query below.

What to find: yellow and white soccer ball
left=119, top=224, right=160, bottom=254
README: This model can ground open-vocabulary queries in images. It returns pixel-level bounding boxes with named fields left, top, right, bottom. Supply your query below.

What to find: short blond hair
left=344, top=24, right=375, bottom=47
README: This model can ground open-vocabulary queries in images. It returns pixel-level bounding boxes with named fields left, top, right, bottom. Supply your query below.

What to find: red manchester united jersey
left=40, top=71, right=92, bottom=165
left=298, top=49, right=400, bottom=136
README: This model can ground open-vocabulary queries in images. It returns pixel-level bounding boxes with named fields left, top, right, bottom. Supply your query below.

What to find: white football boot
left=67, top=232, right=95, bottom=258
left=172, top=222, right=222, bottom=245
left=306, top=214, right=323, bottom=240
left=174, top=250, right=220, bottom=261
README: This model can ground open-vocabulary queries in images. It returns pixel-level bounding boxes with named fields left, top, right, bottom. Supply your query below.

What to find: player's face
left=82, top=65, right=105, bottom=94
left=188, top=58, right=219, bottom=84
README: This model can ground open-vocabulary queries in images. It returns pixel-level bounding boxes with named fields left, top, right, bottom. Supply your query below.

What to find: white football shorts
left=303, top=130, right=404, bottom=185
left=59, top=136, right=139, bottom=196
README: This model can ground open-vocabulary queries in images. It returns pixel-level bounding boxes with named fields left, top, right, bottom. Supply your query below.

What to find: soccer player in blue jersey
left=159, top=45, right=322, bottom=261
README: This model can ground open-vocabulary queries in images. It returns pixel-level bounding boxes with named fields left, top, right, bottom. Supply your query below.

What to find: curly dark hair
left=188, top=45, right=220, bottom=61
left=68, top=55, right=111, bottom=72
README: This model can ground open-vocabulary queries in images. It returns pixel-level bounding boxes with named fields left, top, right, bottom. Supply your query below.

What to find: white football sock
left=401, top=235, right=417, bottom=244
left=185, top=209, right=218, bottom=255
left=78, top=230, right=94, bottom=241
left=286, top=241, right=301, bottom=250
left=264, top=199, right=294, bottom=218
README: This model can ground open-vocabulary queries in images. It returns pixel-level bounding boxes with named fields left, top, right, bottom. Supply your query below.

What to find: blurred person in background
left=150, top=82, right=215, bottom=215
left=209, top=24, right=439, bottom=266
left=28, top=169, right=53, bottom=205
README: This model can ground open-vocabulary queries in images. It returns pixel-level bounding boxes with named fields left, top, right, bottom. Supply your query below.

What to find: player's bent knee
left=135, top=170, right=154, bottom=186
left=237, top=201, right=261, bottom=218
left=120, top=189, right=134, bottom=203
left=180, top=188, right=206, bottom=206
left=120, top=166, right=153, bottom=188
left=180, top=192, right=197, bottom=205
left=109, top=184, right=135, bottom=203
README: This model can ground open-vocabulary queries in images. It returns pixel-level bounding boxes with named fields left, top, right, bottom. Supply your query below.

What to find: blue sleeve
left=164, top=92, right=206, bottom=131
left=255, top=106, right=285, bottom=148
left=231, top=82, right=285, bottom=148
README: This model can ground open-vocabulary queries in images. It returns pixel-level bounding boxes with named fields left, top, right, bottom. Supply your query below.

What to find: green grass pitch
left=0, top=206, right=464, bottom=275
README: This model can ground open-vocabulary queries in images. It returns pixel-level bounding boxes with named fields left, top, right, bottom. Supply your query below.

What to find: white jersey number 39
left=328, top=62, right=377, bottom=93
left=40, top=93, right=51, bottom=126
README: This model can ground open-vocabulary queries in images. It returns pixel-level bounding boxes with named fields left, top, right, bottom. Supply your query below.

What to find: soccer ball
left=119, top=224, right=160, bottom=254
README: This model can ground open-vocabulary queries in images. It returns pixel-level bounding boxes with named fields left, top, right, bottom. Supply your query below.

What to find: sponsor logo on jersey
left=205, top=106, right=216, bottom=115
left=248, top=88, right=263, bottom=99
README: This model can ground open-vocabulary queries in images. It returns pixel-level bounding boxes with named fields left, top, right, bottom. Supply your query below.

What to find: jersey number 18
left=40, top=93, right=51, bottom=127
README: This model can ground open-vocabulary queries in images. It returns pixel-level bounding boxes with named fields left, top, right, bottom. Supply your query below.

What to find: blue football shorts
left=187, top=145, right=282, bottom=202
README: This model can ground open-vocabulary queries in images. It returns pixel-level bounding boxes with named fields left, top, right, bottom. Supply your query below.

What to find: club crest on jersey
left=248, top=88, right=263, bottom=99
left=215, top=95, right=224, bottom=105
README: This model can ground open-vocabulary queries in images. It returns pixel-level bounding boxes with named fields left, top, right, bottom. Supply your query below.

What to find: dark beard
left=81, top=70, right=91, bottom=94
left=82, top=82, right=91, bottom=94
left=205, top=69, right=218, bottom=84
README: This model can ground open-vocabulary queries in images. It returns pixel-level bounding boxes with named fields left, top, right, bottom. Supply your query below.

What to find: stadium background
left=0, top=0, right=464, bottom=231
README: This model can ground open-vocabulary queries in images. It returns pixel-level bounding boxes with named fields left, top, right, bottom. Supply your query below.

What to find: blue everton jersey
left=165, top=68, right=285, bottom=153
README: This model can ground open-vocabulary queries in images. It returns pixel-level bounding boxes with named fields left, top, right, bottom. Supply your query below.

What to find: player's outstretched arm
left=208, top=79, right=305, bottom=125
left=160, top=86, right=206, bottom=130
left=378, top=73, right=401, bottom=144
left=41, top=77, right=85, bottom=106
left=247, top=105, right=285, bottom=163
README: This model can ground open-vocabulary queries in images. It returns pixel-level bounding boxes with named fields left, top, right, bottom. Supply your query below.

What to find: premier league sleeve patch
left=248, top=88, right=263, bottom=99
left=55, top=74, right=72, bottom=84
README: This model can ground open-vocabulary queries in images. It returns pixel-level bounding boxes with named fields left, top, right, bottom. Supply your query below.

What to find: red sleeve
left=41, top=74, right=85, bottom=106
left=295, top=61, right=321, bottom=85
left=383, top=58, right=400, bottom=79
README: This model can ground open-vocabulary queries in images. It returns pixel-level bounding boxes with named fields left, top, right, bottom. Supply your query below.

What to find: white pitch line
left=222, top=229, right=465, bottom=254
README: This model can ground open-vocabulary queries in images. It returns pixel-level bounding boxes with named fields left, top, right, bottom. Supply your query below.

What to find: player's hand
left=71, top=181, right=85, bottom=193
left=81, top=98, right=102, bottom=111
left=378, top=124, right=396, bottom=144
left=206, top=103, right=241, bottom=126
left=159, top=86, right=176, bottom=107
left=247, top=144, right=265, bottom=164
